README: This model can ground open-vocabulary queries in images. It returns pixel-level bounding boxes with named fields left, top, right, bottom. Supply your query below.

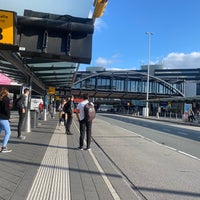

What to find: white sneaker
left=0, top=147, right=12, bottom=153
left=17, top=135, right=26, bottom=140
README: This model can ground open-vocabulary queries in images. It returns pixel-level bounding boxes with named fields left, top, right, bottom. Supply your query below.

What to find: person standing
left=188, top=108, right=195, bottom=122
left=17, top=88, right=30, bottom=140
left=76, top=94, right=94, bottom=150
left=58, top=99, right=66, bottom=129
left=0, top=88, right=12, bottom=153
left=39, top=102, right=43, bottom=113
left=38, top=102, right=43, bottom=119
left=63, top=95, right=74, bottom=135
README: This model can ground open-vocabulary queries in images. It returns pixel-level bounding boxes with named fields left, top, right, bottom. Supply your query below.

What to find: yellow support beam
left=93, top=0, right=108, bottom=18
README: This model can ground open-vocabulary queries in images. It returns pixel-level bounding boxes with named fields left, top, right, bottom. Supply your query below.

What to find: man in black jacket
left=63, top=95, right=74, bottom=135
left=17, top=88, right=30, bottom=140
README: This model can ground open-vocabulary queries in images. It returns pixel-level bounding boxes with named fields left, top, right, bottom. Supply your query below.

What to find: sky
left=2, top=0, right=200, bottom=71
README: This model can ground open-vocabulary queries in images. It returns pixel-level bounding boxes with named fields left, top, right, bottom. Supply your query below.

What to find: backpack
left=15, top=97, right=21, bottom=109
left=84, top=102, right=96, bottom=121
left=64, top=100, right=74, bottom=115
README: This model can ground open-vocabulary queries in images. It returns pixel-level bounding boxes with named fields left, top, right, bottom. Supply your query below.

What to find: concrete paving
left=0, top=112, right=199, bottom=200
left=0, top=113, right=139, bottom=200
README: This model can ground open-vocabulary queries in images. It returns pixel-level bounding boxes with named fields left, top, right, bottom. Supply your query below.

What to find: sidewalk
left=0, top=116, right=57, bottom=200
left=0, top=113, right=137, bottom=200
left=1, top=112, right=199, bottom=200
left=129, top=114, right=200, bottom=127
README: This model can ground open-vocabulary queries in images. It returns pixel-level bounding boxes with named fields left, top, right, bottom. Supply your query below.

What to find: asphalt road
left=98, top=113, right=200, bottom=159
left=92, top=113, right=200, bottom=200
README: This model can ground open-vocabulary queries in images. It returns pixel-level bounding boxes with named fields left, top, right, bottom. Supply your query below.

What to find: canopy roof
left=0, top=50, right=79, bottom=94
left=0, top=8, right=94, bottom=95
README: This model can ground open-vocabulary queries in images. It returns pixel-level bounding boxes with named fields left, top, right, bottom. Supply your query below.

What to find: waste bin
left=30, top=110, right=38, bottom=128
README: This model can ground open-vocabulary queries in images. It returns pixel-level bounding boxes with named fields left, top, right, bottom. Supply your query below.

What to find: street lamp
left=145, top=32, right=153, bottom=117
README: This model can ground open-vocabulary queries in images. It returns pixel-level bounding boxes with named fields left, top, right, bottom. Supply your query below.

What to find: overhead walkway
left=71, top=70, right=184, bottom=100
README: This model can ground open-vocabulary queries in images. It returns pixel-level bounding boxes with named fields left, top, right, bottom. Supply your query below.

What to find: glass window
left=113, top=79, right=124, bottom=91
left=97, top=78, right=110, bottom=90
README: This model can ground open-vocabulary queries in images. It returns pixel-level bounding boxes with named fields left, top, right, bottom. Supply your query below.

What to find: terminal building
left=1, top=61, right=200, bottom=118
left=69, top=65, right=200, bottom=118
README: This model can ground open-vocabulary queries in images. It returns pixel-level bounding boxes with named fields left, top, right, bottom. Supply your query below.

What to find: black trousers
left=65, top=114, right=73, bottom=133
left=188, top=115, right=195, bottom=121
left=59, top=114, right=66, bottom=124
left=79, top=119, right=92, bottom=149
left=18, top=111, right=26, bottom=137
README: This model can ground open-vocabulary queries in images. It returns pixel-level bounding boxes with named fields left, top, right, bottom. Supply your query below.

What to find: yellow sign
left=56, top=96, right=60, bottom=101
left=0, top=10, right=16, bottom=45
left=48, top=87, right=56, bottom=95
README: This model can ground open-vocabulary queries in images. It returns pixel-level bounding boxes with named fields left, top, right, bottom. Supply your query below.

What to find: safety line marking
left=26, top=124, right=70, bottom=200
left=73, top=122, right=121, bottom=200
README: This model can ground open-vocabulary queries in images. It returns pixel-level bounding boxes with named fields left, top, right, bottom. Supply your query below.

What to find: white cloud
left=94, top=18, right=107, bottom=31
left=94, top=54, right=133, bottom=71
left=163, top=52, right=200, bottom=69
left=95, top=54, right=121, bottom=67
left=95, top=57, right=113, bottom=66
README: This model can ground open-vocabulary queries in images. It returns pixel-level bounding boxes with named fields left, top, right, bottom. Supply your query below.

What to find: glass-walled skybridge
left=66, top=70, right=185, bottom=99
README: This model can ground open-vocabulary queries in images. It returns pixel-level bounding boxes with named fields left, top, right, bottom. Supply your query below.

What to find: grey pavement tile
left=0, top=187, right=12, bottom=200
left=0, top=159, right=26, bottom=173
left=0, top=171, right=20, bottom=184
left=0, top=116, right=58, bottom=200
left=0, top=178, right=16, bottom=192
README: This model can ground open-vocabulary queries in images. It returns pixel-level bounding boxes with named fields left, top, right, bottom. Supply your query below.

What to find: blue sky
left=92, top=0, right=200, bottom=71
left=2, top=0, right=200, bottom=71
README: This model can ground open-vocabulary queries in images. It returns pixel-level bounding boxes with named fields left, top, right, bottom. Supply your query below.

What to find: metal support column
left=23, top=77, right=32, bottom=133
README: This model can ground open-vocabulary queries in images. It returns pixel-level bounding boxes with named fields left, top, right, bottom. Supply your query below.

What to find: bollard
left=30, top=110, right=38, bottom=128
left=22, top=110, right=31, bottom=133
left=44, top=108, right=47, bottom=121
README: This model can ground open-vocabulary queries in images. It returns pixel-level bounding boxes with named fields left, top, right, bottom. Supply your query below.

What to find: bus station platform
left=0, top=112, right=138, bottom=200
left=0, top=112, right=200, bottom=200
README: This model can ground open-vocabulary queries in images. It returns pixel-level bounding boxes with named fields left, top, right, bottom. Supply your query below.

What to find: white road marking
left=73, top=122, right=121, bottom=200
left=115, top=122, right=200, bottom=161
left=89, top=151, right=121, bottom=200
